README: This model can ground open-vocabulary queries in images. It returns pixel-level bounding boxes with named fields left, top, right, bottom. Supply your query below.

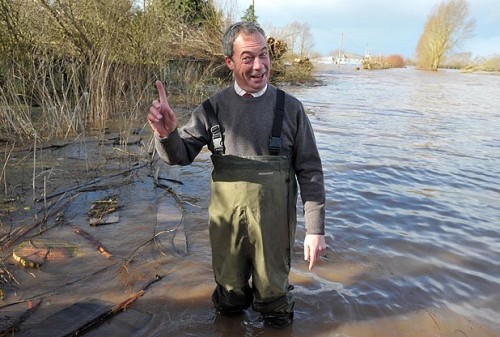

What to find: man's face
left=225, top=32, right=271, bottom=93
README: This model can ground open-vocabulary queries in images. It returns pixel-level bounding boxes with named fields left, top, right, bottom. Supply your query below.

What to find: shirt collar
left=234, top=82, right=267, bottom=98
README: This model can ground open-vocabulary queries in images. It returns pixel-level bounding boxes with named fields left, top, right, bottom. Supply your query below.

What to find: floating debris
left=12, top=239, right=78, bottom=268
left=88, top=195, right=120, bottom=226
left=89, top=214, right=120, bottom=226
left=72, top=226, right=113, bottom=259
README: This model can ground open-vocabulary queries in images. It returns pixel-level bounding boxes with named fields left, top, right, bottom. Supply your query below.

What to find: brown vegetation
left=461, top=56, right=500, bottom=73
left=383, top=55, right=406, bottom=68
left=362, top=54, right=406, bottom=70
left=415, top=0, right=475, bottom=71
left=0, top=0, right=225, bottom=144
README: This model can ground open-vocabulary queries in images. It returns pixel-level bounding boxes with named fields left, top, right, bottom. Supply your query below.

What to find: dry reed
left=0, top=0, right=226, bottom=144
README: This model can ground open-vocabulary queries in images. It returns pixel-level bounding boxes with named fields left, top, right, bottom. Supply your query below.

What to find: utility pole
left=338, top=32, right=343, bottom=68
left=252, top=0, right=255, bottom=19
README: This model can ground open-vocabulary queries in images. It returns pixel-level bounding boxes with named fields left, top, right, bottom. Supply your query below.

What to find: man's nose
left=252, top=57, right=262, bottom=69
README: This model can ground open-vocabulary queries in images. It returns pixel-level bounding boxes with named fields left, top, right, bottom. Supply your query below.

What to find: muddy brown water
left=1, top=66, right=499, bottom=336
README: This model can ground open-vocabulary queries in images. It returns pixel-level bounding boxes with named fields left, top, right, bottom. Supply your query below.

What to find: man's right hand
left=147, top=80, right=177, bottom=138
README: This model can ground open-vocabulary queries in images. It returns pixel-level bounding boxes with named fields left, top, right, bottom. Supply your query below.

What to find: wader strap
left=202, top=99, right=224, bottom=155
left=269, top=89, right=285, bottom=155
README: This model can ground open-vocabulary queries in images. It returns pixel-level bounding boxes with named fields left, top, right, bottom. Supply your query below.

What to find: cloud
left=232, top=0, right=500, bottom=57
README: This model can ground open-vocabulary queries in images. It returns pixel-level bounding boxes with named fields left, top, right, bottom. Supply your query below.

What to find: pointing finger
left=156, top=80, right=168, bottom=104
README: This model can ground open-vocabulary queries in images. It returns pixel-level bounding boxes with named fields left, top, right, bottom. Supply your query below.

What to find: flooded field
left=1, top=65, right=499, bottom=336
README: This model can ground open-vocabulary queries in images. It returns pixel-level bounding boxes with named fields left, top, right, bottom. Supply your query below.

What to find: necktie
left=243, top=92, right=253, bottom=98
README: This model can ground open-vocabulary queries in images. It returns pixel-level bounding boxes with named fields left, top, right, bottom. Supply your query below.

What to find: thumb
left=156, top=80, right=168, bottom=104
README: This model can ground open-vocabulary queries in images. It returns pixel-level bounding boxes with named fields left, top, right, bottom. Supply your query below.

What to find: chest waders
left=203, top=90, right=298, bottom=318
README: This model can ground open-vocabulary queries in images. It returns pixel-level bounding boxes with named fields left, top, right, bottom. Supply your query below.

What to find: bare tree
left=297, top=22, right=314, bottom=58
left=415, top=0, right=475, bottom=71
left=281, top=21, right=314, bottom=58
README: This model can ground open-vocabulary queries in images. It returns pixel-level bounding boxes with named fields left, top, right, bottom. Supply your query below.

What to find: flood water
left=1, top=65, right=499, bottom=336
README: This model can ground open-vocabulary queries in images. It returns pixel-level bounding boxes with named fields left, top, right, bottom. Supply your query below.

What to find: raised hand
left=147, top=80, right=177, bottom=138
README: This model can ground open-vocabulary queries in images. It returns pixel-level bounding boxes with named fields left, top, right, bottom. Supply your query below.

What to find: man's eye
left=242, top=57, right=254, bottom=64
left=260, top=52, right=268, bottom=58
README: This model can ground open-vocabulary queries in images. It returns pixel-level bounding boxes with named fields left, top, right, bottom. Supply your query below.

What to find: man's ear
left=224, top=56, right=234, bottom=70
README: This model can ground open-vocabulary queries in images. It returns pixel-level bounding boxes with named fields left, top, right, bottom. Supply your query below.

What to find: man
left=147, top=21, right=326, bottom=329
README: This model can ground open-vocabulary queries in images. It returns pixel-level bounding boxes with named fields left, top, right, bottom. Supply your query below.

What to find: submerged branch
left=0, top=299, right=43, bottom=337
left=72, top=225, right=113, bottom=259
left=37, top=163, right=148, bottom=202
left=0, top=197, right=71, bottom=250
left=0, top=265, right=112, bottom=311
left=62, top=274, right=164, bottom=337
left=118, top=181, right=186, bottom=273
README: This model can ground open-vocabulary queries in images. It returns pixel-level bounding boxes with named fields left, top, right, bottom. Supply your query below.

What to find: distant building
left=310, top=56, right=335, bottom=64
left=333, top=52, right=364, bottom=66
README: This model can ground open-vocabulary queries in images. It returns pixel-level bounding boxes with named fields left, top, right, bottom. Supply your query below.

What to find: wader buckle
left=211, top=125, right=224, bottom=154
left=269, top=136, right=282, bottom=155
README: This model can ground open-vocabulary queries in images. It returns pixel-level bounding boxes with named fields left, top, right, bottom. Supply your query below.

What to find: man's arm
left=288, top=97, right=327, bottom=270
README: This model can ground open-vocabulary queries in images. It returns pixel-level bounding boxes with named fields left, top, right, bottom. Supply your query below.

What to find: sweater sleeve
left=290, top=99, right=326, bottom=235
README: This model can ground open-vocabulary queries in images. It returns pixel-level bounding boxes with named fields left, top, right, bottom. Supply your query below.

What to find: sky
left=228, top=0, right=500, bottom=59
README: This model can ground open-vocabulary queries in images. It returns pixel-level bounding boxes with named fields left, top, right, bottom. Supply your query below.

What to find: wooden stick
left=147, top=173, right=184, bottom=185
left=72, top=226, right=113, bottom=259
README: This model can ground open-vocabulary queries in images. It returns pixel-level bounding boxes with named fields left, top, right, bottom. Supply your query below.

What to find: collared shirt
left=234, top=82, right=267, bottom=98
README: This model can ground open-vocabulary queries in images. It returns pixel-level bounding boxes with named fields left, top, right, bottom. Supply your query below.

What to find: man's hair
left=222, top=21, right=266, bottom=59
